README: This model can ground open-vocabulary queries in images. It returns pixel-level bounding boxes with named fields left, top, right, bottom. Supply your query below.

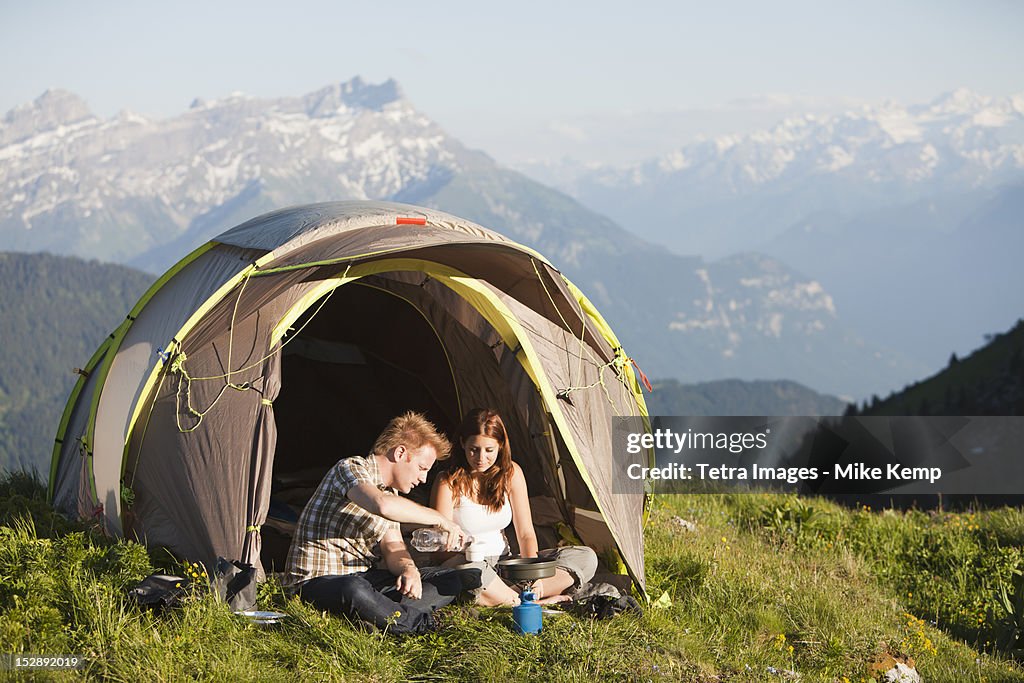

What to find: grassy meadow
left=2, top=470, right=1023, bottom=682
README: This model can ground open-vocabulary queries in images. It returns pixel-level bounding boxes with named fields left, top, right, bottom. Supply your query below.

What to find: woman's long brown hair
left=440, top=408, right=514, bottom=513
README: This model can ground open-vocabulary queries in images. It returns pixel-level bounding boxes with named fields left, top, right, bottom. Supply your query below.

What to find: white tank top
left=452, top=495, right=512, bottom=557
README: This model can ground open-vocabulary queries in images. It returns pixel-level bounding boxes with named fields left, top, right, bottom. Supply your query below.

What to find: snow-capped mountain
left=528, top=89, right=1024, bottom=369
left=540, top=88, right=1024, bottom=257
left=0, top=79, right=928, bottom=397
left=1, top=79, right=475, bottom=262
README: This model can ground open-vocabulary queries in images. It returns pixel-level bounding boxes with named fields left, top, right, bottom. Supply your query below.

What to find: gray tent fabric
left=51, top=201, right=651, bottom=592
left=88, top=244, right=267, bottom=535
left=52, top=346, right=107, bottom=519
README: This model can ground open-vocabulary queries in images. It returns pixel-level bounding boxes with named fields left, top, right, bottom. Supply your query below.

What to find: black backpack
left=127, top=574, right=191, bottom=611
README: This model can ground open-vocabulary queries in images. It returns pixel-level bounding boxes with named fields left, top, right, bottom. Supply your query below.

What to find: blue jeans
left=297, top=566, right=476, bottom=635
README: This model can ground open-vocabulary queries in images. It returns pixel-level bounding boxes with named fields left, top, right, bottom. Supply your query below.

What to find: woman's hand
left=395, top=565, right=422, bottom=599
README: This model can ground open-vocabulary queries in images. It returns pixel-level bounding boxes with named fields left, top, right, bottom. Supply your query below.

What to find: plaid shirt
left=283, top=455, right=398, bottom=587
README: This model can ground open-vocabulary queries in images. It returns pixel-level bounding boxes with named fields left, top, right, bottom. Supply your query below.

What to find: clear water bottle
left=512, top=591, right=542, bottom=634
left=410, top=526, right=470, bottom=552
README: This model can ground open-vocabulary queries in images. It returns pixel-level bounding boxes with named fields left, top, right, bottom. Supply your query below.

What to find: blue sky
left=3, top=0, right=1022, bottom=163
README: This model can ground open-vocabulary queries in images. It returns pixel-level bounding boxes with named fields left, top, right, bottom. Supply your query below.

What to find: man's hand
left=436, top=518, right=468, bottom=551
left=395, top=565, right=422, bottom=600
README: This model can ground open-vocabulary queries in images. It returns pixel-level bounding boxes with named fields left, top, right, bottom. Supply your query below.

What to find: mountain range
left=1, top=78, right=940, bottom=397
left=525, top=89, right=1024, bottom=369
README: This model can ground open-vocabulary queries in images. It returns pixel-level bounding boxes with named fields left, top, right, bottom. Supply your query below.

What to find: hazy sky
left=3, top=1, right=1022, bottom=163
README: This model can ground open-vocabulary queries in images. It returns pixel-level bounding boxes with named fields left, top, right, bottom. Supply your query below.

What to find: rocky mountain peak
left=926, top=87, right=990, bottom=115
left=304, top=76, right=403, bottom=117
left=29, top=89, right=93, bottom=122
left=2, top=89, right=95, bottom=145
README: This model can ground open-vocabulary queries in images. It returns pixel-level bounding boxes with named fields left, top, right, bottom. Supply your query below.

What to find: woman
left=430, top=408, right=597, bottom=606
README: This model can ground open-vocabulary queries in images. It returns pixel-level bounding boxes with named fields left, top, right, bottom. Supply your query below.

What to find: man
left=284, top=411, right=478, bottom=634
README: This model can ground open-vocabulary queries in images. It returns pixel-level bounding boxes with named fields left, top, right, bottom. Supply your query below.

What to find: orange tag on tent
left=395, top=217, right=427, bottom=225
left=631, top=358, right=653, bottom=392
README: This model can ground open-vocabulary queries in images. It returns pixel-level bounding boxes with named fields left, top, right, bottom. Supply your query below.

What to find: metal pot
left=496, top=557, right=557, bottom=582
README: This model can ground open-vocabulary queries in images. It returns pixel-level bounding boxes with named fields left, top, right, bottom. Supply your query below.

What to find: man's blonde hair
left=372, top=411, right=452, bottom=460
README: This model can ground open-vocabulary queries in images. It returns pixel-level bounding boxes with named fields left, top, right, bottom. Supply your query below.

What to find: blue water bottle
left=512, top=591, right=542, bottom=635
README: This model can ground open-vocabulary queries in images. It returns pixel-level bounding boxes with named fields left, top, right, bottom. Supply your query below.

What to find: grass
left=2, top=470, right=1023, bottom=681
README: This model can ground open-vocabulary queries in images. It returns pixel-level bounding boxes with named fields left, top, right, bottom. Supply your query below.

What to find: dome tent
left=49, top=201, right=651, bottom=591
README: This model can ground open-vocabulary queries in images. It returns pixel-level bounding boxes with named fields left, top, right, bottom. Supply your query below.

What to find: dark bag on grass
left=213, top=557, right=257, bottom=612
left=569, top=582, right=644, bottom=620
left=127, top=573, right=190, bottom=611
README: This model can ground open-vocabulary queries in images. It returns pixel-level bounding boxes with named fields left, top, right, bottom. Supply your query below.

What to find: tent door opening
left=262, top=281, right=462, bottom=571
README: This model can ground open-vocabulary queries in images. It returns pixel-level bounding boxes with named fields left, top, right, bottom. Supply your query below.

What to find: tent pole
left=540, top=410, right=574, bottom=528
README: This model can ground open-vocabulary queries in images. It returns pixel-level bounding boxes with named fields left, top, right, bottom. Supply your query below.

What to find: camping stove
left=496, top=557, right=556, bottom=593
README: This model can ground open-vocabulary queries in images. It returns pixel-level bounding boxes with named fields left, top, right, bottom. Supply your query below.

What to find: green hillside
left=646, top=378, right=847, bottom=416
left=0, top=252, right=151, bottom=474
left=856, top=318, right=1024, bottom=416
left=3, top=472, right=1023, bottom=680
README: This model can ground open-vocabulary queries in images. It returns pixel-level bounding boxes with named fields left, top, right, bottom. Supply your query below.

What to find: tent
left=49, top=201, right=652, bottom=591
